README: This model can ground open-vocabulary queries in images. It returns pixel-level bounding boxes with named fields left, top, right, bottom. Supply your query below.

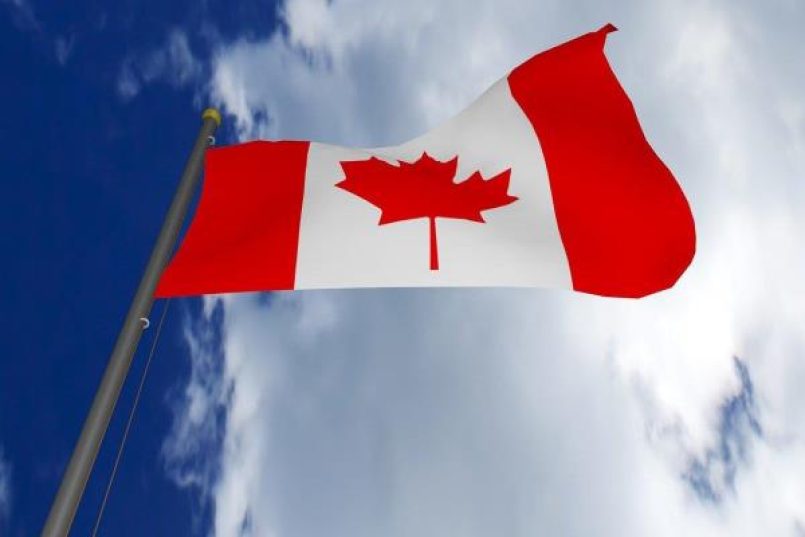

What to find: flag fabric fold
left=156, top=24, right=695, bottom=299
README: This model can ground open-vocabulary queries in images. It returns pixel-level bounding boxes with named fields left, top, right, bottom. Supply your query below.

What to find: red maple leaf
left=335, top=152, right=518, bottom=270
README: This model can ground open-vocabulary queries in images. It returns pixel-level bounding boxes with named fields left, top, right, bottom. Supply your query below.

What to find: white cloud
left=1, top=0, right=41, bottom=32
left=54, top=34, right=75, bottom=66
left=2, top=0, right=76, bottom=67
left=117, top=29, right=202, bottom=100
left=162, top=299, right=229, bottom=527
left=0, top=447, right=11, bottom=526
left=164, top=0, right=805, bottom=535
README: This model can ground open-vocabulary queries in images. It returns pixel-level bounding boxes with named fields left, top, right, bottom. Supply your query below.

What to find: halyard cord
left=91, top=299, right=172, bottom=537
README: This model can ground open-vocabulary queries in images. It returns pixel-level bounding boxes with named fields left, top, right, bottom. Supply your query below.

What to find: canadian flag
left=156, top=24, right=695, bottom=299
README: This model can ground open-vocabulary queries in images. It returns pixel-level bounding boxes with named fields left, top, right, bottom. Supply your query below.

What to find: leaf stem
left=429, top=217, right=439, bottom=271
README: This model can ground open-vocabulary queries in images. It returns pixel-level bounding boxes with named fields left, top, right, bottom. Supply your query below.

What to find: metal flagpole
left=41, top=108, right=222, bottom=537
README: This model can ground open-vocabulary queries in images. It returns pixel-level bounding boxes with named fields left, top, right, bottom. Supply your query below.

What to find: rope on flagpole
left=90, top=299, right=172, bottom=537
left=42, top=109, right=219, bottom=537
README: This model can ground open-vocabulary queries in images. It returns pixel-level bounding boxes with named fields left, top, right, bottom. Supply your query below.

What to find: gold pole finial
left=202, top=108, right=222, bottom=127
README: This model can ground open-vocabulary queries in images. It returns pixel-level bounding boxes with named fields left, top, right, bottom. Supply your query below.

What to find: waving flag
left=156, top=24, right=695, bottom=299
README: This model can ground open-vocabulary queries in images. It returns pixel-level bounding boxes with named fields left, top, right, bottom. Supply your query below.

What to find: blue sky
left=3, top=1, right=805, bottom=536
left=0, top=1, right=276, bottom=534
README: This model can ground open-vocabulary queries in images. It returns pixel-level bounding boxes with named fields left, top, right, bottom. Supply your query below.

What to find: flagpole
left=41, top=108, right=222, bottom=537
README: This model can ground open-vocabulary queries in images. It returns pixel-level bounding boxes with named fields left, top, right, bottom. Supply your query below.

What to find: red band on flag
left=508, top=25, right=696, bottom=297
left=155, top=141, right=309, bottom=297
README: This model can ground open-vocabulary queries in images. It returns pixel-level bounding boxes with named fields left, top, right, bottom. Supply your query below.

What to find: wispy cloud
left=0, top=447, right=11, bottom=527
left=161, top=299, right=229, bottom=530
left=117, top=29, right=203, bottom=101
left=164, top=0, right=805, bottom=535
left=2, top=0, right=80, bottom=67
left=1, top=0, right=41, bottom=33
left=54, top=34, right=75, bottom=66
